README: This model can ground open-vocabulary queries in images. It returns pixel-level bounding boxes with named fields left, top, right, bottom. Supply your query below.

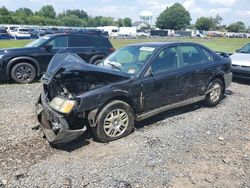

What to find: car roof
left=126, top=42, right=204, bottom=48
left=45, top=33, right=103, bottom=38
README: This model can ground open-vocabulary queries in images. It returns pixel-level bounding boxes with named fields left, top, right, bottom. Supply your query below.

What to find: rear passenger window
left=69, top=35, right=92, bottom=47
left=201, top=47, right=213, bottom=62
left=180, top=45, right=205, bottom=66
left=92, top=36, right=112, bottom=47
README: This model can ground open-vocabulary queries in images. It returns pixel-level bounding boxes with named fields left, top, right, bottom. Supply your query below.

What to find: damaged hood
left=42, top=53, right=130, bottom=85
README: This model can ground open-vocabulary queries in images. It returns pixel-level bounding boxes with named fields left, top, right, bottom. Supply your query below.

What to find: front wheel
left=10, top=62, right=36, bottom=84
left=205, top=79, right=224, bottom=107
left=92, top=100, right=135, bottom=142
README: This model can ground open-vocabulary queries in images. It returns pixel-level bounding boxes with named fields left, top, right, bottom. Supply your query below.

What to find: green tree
left=38, top=5, right=56, bottom=19
left=60, top=15, right=83, bottom=26
left=0, top=6, right=13, bottom=24
left=195, top=17, right=214, bottom=31
left=156, top=3, right=191, bottom=30
left=117, top=18, right=123, bottom=27
left=211, top=14, right=222, bottom=29
left=27, top=15, right=44, bottom=25
left=0, top=6, right=10, bottom=15
left=123, top=17, right=132, bottom=27
left=15, top=8, right=33, bottom=17
left=88, top=16, right=115, bottom=27
left=65, top=9, right=88, bottom=19
left=227, top=21, right=246, bottom=32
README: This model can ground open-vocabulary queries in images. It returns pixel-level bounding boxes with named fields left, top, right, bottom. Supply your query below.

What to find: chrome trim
left=136, top=95, right=206, bottom=121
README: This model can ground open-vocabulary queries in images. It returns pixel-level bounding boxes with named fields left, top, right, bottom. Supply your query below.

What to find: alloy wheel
left=103, top=109, right=129, bottom=137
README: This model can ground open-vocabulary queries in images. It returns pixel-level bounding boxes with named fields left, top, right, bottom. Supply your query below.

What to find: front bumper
left=35, top=91, right=87, bottom=144
left=223, top=72, right=233, bottom=88
left=232, top=66, right=250, bottom=79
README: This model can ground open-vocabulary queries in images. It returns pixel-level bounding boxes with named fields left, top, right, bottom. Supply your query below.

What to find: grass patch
left=0, top=37, right=250, bottom=53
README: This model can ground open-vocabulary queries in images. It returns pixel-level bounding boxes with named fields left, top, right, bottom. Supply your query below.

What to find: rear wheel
left=10, top=62, right=36, bottom=84
left=205, top=79, right=224, bottom=106
left=92, top=100, right=135, bottom=142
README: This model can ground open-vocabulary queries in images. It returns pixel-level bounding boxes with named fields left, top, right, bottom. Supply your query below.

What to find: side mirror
left=236, top=49, right=239, bottom=52
left=43, top=44, right=53, bottom=51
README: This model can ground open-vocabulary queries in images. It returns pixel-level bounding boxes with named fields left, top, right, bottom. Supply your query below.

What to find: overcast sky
left=1, top=0, right=250, bottom=26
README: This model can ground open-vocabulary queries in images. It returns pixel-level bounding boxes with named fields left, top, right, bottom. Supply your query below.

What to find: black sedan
left=36, top=42, right=232, bottom=144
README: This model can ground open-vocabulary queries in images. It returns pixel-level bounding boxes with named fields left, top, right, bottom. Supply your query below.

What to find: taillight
left=109, top=48, right=115, bottom=52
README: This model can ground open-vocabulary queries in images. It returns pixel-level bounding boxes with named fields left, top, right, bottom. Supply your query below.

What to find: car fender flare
left=87, top=90, right=132, bottom=127
left=206, top=71, right=225, bottom=93
left=89, top=54, right=106, bottom=64
left=7, top=56, right=40, bottom=77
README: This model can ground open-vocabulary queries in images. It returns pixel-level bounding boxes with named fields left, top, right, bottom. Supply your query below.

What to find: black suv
left=36, top=42, right=232, bottom=144
left=0, top=33, right=114, bottom=83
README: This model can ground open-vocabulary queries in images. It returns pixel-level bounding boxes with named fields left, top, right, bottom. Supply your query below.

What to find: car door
left=36, top=36, right=69, bottom=73
left=178, top=45, right=215, bottom=99
left=141, top=46, right=186, bottom=111
left=68, top=35, right=96, bottom=63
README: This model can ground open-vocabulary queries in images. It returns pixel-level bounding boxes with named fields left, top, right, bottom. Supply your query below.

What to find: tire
left=93, top=58, right=104, bottom=65
left=10, top=62, right=36, bottom=84
left=205, top=79, right=224, bottom=107
left=92, top=100, right=135, bottom=142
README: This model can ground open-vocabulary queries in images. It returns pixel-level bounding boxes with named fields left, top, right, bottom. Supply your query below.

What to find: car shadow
left=233, top=78, right=250, bottom=85
left=0, top=80, right=13, bottom=84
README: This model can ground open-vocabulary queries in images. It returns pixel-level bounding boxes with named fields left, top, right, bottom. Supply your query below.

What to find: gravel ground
left=0, top=80, right=249, bottom=188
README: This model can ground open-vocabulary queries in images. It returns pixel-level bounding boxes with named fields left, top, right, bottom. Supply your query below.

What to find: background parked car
left=5, top=26, right=18, bottom=36
left=12, top=27, right=31, bottom=39
left=0, top=28, right=11, bottom=39
left=0, top=33, right=114, bottom=84
left=230, top=43, right=250, bottom=79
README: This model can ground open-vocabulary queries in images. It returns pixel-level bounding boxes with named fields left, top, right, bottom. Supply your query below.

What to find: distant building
left=140, top=11, right=153, bottom=25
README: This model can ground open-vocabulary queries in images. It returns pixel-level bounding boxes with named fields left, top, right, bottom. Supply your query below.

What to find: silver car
left=231, top=43, right=250, bottom=79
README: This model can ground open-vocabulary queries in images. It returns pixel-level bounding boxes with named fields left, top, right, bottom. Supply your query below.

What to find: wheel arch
left=87, top=95, right=135, bottom=128
left=7, top=56, right=40, bottom=77
left=210, top=73, right=226, bottom=93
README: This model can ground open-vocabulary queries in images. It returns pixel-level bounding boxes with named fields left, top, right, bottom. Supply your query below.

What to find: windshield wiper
left=107, top=62, right=122, bottom=71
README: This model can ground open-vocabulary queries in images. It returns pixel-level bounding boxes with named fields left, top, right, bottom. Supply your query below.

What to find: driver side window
left=48, top=36, right=68, bottom=48
left=151, top=47, right=178, bottom=74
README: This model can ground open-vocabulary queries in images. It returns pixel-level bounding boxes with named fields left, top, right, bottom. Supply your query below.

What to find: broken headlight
left=49, top=97, right=76, bottom=114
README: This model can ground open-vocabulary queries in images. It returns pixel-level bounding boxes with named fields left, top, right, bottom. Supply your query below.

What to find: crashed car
left=36, top=42, right=232, bottom=144
left=230, top=43, right=250, bottom=79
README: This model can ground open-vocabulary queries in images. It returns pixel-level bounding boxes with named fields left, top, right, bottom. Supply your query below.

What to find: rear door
left=178, top=44, right=215, bottom=99
left=68, top=35, right=96, bottom=63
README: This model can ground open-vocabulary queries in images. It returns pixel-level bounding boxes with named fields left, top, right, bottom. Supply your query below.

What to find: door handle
left=176, top=76, right=183, bottom=80
left=195, top=69, right=202, bottom=73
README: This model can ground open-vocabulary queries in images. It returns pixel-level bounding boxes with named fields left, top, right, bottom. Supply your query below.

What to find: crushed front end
left=36, top=83, right=87, bottom=144
left=35, top=52, right=131, bottom=144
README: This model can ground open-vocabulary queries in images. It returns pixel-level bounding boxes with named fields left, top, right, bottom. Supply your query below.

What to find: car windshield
left=25, top=36, right=49, bottom=47
left=238, top=43, right=250, bottom=53
left=97, top=46, right=156, bottom=75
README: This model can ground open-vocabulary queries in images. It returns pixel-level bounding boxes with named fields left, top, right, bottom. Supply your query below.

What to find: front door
left=141, top=46, right=186, bottom=111
left=36, top=36, right=69, bottom=74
